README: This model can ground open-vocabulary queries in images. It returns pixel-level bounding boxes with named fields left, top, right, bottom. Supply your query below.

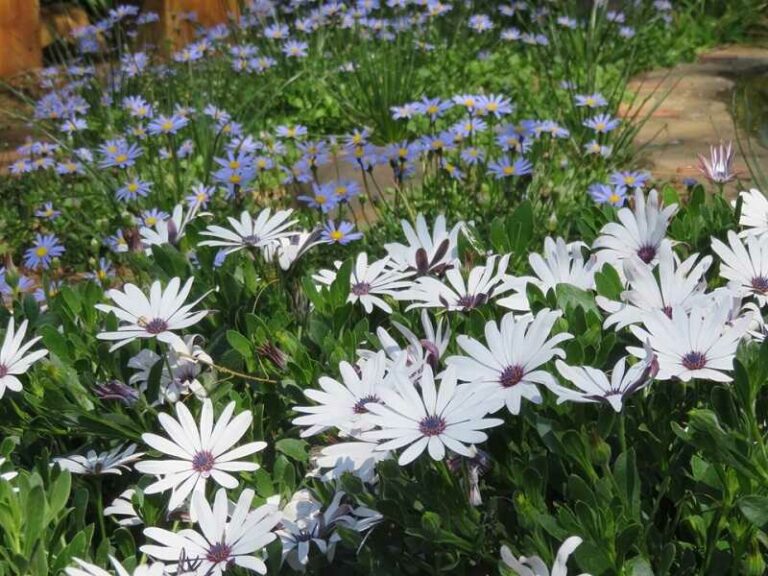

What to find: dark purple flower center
left=662, top=305, right=673, bottom=319
left=0, top=364, right=7, bottom=378
left=636, top=244, right=656, bottom=264
left=192, top=450, right=215, bottom=473
left=752, top=276, right=768, bottom=293
left=454, top=293, right=488, bottom=310
left=353, top=394, right=381, bottom=414
left=682, top=351, right=706, bottom=371
left=499, top=365, right=525, bottom=388
left=242, top=234, right=260, bottom=246
left=419, top=414, right=447, bottom=437
left=351, top=282, right=371, bottom=296
left=206, top=542, right=233, bottom=564
left=144, top=318, right=168, bottom=334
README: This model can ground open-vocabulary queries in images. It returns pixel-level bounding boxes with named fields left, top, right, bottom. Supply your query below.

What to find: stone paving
left=624, top=44, right=768, bottom=192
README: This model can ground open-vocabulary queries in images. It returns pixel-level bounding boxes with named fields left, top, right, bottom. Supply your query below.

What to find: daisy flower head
left=95, top=277, right=208, bottom=351
left=313, top=253, right=412, bottom=314
left=589, top=183, right=627, bottom=207
left=147, top=113, right=188, bottom=136
left=361, top=365, right=503, bottom=465
left=199, top=208, right=297, bottom=256
left=54, top=444, right=142, bottom=475
left=293, top=351, right=395, bottom=437
left=575, top=93, right=607, bottom=108
left=737, top=188, right=768, bottom=238
left=35, top=202, right=61, bottom=220
left=487, top=156, right=533, bottom=179
left=550, top=346, right=658, bottom=412
left=276, top=489, right=354, bottom=571
left=698, top=141, right=736, bottom=184
left=628, top=297, right=752, bottom=383
left=297, top=183, right=338, bottom=213
left=501, top=536, right=590, bottom=576
left=116, top=178, right=151, bottom=202
left=135, top=400, right=265, bottom=511
left=597, top=245, right=713, bottom=331
left=261, top=229, right=323, bottom=271
left=0, top=317, right=48, bottom=399
left=593, top=188, right=677, bottom=268
left=104, top=489, right=142, bottom=526
left=98, top=138, right=142, bottom=169
left=24, top=233, right=65, bottom=269
left=402, top=254, right=511, bottom=311
left=321, top=220, right=363, bottom=245
left=384, top=213, right=463, bottom=276
left=447, top=309, right=572, bottom=415
left=610, top=170, right=650, bottom=189
left=584, top=113, right=620, bottom=133
left=528, top=237, right=597, bottom=293
left=142, top=488, right=280, bottom=575
left=711, top=230, right=768, bottom=307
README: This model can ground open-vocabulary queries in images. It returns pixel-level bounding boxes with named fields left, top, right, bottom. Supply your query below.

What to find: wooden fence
left=0, top=0, right=237, bottom=78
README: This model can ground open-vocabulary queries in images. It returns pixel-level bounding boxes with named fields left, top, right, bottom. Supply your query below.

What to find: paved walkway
left=626, top=45, right=768, bottom=192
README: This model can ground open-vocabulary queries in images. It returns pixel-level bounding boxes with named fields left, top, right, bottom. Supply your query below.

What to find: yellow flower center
left=161, top=120, right=173, bottom=131
left=330, top=230, right=344, bottom=241
left=36, top=246, right=48, bottom=257
left=335, top=186, right=347, bottom=196
left=145, top=216, right=157, bottom=225
left=229, top=160, right=240, bottom=169
left=127, top=182, right=139, bottom=192
left=625, top=176, right=635, bottom=185
left=427, top=105, right=438, bottom=114
left=316, top=194, right=327, bottom=204
left=503, top=166, right=515, bottom=175
left=609, top=193, right=620, bottom=204
left=115, top=154, right=127, bottom=163
left=229, top=174, right=241, bottom=184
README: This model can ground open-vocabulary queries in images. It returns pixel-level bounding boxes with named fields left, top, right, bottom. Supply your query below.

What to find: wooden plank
left=143, top=0, right=239, bottom=50
left=0, top=0, right=42, bottom=77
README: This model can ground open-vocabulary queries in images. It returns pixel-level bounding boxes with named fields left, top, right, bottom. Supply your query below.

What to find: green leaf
left=738, top=495, right=768, bottom=528
left=39, top=325, right=71, bottom=362
left=48, top=469, right=71, bottom=520
left=556, top=284, right=600, bottom=317
left=330, top=259, right=353, bottom=309
left=595, top=264, right=623, bottom=300
left=226, top=330, right=253, bottom=359
left=275, top=438, right=309, bottom=463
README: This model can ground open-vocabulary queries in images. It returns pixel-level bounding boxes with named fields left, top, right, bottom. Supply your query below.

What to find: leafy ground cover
left=1, top=1, right=768, bottom=575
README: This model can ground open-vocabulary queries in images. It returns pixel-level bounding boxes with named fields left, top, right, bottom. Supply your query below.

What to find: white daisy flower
left=313, top=253, right=412, bottom=314
left=96, top=278, right=209, bottom=352
left=501, top=536, right=590, bottom=576
left=54, top=444, right=142, bottom=475
left=140, top=203, right=201, bottom=249
left=276, top=489, right=353, bottom=571
left=128, top=335, right=211, bottom=404
left=135, top=400, right=265, bottom=511
left=549, top=346, right=658, bottom=412
left=498, top=238, right=596, bottom=312
left=142, top=488, right=281, bottom=575
left=402, top=254, right=511, bottom=311
left=597, top=246, right=713, bottom=331
left=309, top=441, right=389, bottom=484
left=446, top=310, right=572, bottom=415
left=65, top=556, right=165, bottom=576
left=530, top=237, right=597, bottom=292
left=737, top=188, right=768, bottom=238
left=357, top=310, right=451, bottom=376
left=361, top=365, right=503, bottom=465
left=261, top=229, right=323, bottom=270
left=384, top=213, right=463, bottom=275
left=199, top=208, right=297, bottom=256
left=628, top=299, right=752, bottom=382
left=593, top=188, right=677, bottom=268
left=0, top=317, right=48, bottom=399
left=293, top=351, right=396, bottom=437
left=711, top=230, right=768, bottom=307
left=104, top=489, right=142, bottom=527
